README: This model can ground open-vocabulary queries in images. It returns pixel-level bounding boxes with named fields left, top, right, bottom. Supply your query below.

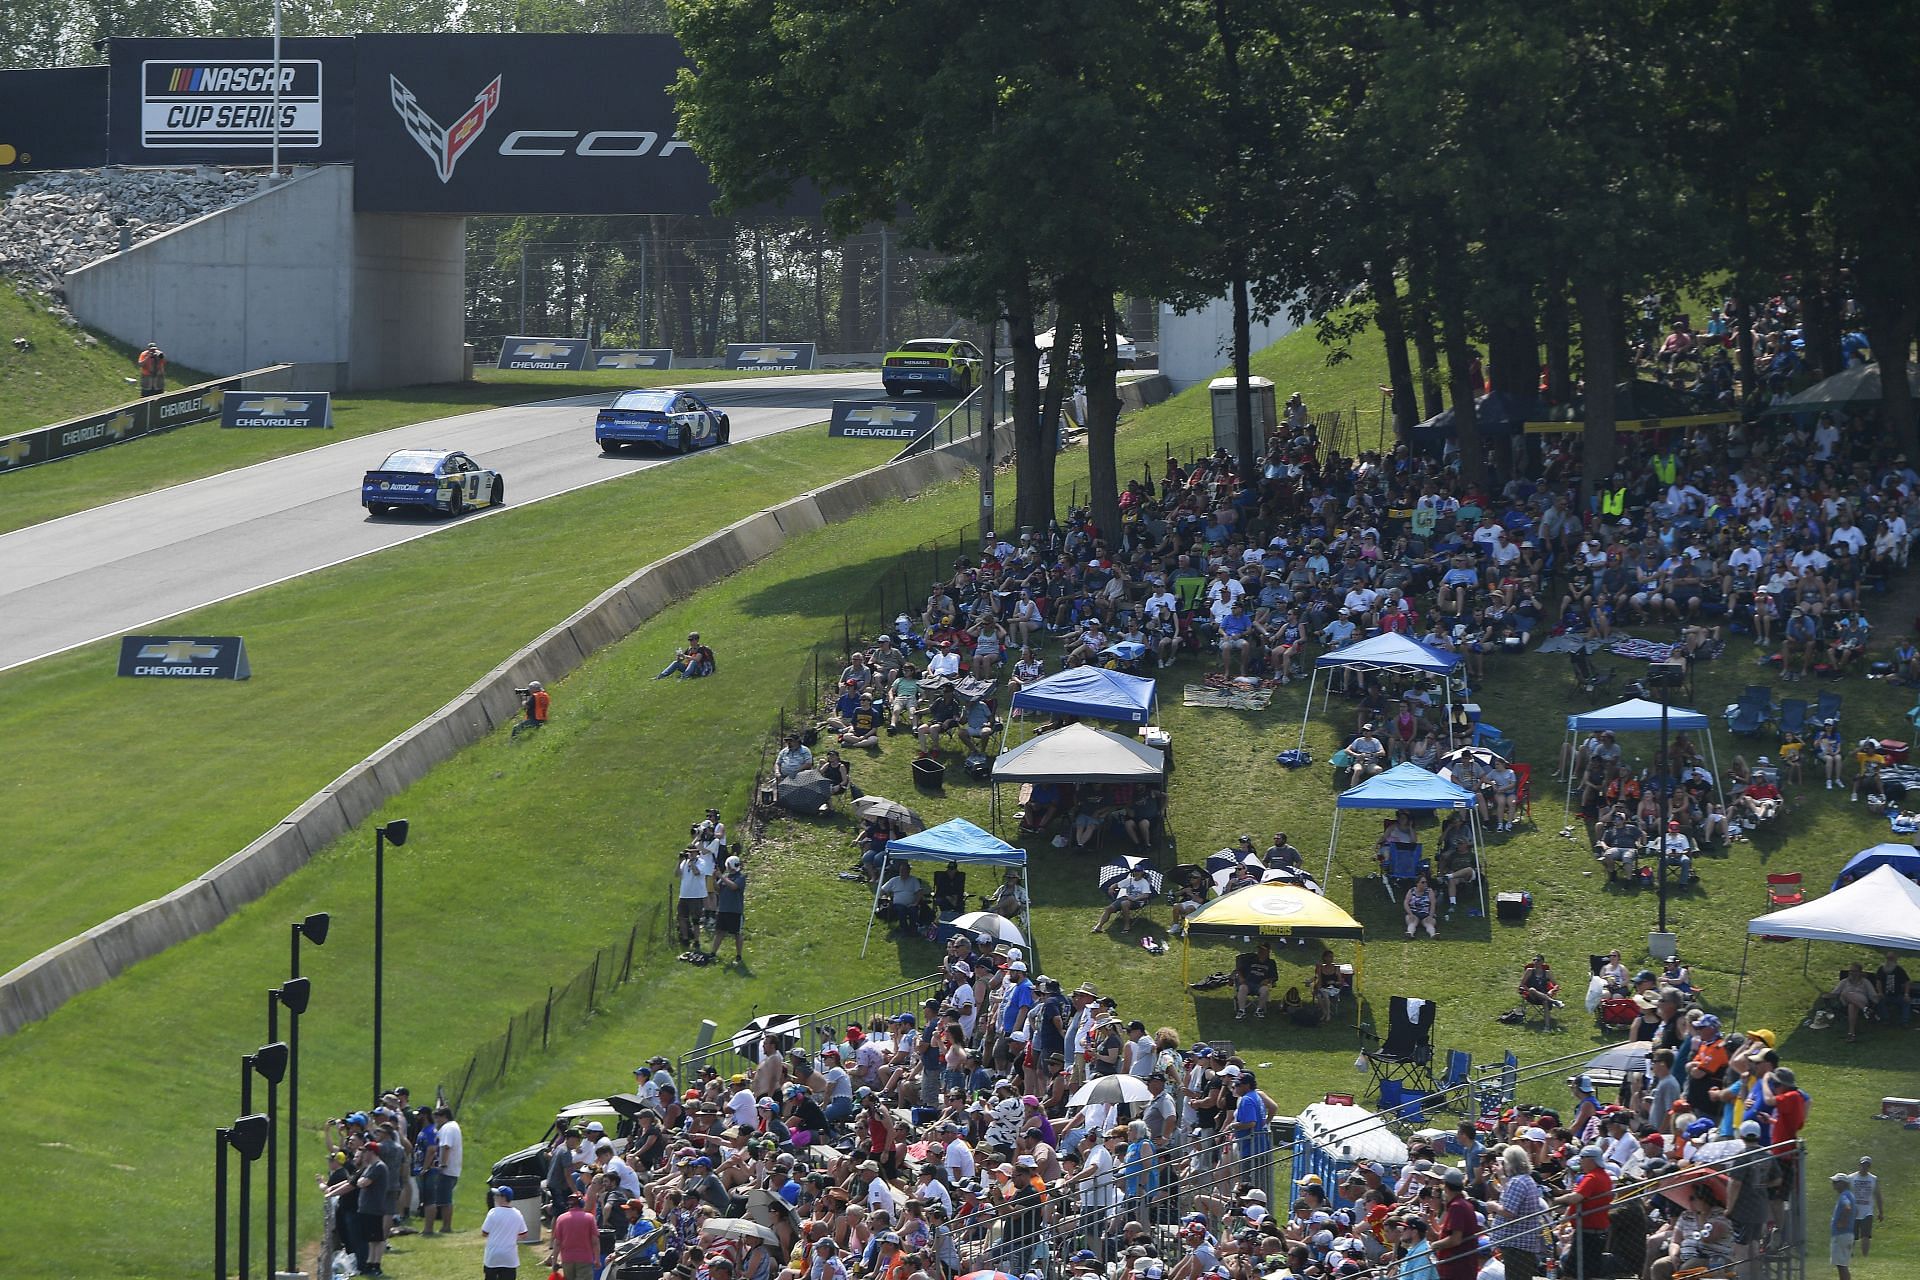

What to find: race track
left=0, top=371, right=885, bottom=672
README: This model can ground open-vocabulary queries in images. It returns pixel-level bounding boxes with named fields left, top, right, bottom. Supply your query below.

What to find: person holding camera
left=511, top=680, right=549, bottom=738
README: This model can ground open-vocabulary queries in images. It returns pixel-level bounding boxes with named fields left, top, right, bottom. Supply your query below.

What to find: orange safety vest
left=529, top=689, right=550, bottom=723
left=138, top=349, right=165, bottom=375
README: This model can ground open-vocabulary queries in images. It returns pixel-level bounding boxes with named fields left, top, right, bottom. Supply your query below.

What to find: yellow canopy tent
left=1181, top=884, right=1366, bottom=1021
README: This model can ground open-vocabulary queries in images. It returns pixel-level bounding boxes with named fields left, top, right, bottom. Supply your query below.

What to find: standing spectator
left=712, top=855, right=747, bottom=963
left=1396, top=1215, right=1439, bottom=1280
left=137, top=341, right=166, bottom=395
left=1553, top=1146, right=1612, bottom=1279
left=1849, top=1157, right=1882, bottom=1257
left=677, top=843, right=713, bottom=948
left=1829, top=1174, right=1856, bottom=1280
left=1434, top=1168, right=1480, bottom=1280
left=426, top=1105, right=462, bottom=1235
left=1230, top=1072, right=1272, bottom=1204
left=482, top=1185, right=530, bottom=1279
left=1487, top=1146, right=1547, bottom=1280
left=353, top=1142, right=391, bottom=1276
left=551, top=1191, right=601, bottom=1280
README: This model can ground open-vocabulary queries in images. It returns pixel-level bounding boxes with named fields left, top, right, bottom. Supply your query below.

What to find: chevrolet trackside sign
left=724, top=342, right=816, bottom=372
left=221, top=392, right=333, bottom=428
left=117, top=634, right=252, bottom=680
left=827, top=400, right=934, bottom=440
left=497, top=336, right=590, bottom=371
left=592, top=348, right=673, bottom=370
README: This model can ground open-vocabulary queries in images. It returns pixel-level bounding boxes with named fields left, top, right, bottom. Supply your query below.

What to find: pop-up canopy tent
left=1733, top=865, right=1920, bottom=1017
left=1831, top=843, right=1920, bottom=891
left=988, top=722, right=1166, bottom=830
left=1009, top=666, right=1157, bottom=726
left=1180, top=883, right=1365, bottom=1020
left=1409, top=391, right=1551, bottom=444
left=1324, top=763, right=1486, bottom=917
left=1759, top=361, right=1920, bottom=415
left=1297, top=632, right=1462, bottom=752
left=862, top=818, right=1029, bottom=957
left=1561, top=697, right=1722, bottom=812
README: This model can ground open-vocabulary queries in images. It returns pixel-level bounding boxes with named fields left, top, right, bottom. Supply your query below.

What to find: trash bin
left=1208, top=376, right=1276, bottom=457
left=501, top=1174, right=544, bottom=1244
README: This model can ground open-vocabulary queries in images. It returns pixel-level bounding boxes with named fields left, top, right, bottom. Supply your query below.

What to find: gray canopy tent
left=988, top=721, right=1166, bottom=832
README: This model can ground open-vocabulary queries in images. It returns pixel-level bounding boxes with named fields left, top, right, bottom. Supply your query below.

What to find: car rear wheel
left=491, top=478, right=505, bottom=506
left=718, top=417, right=731, bottom=445
left=365, top=503, right=387, bottom=517
left=446, top=487, right=465, bottom=517
left=601, top=440, right=624, bottom=454
left=677, top=426, right=693, bottom=454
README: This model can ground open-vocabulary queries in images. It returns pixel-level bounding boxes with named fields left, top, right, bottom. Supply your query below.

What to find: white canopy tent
left=1562, top=697, right=1723, bottom=812
left=989, top=722, right=1165, bottom=830
left=1297, top=632, right=1464, bottom=752
left=1733, top=865, right=1920, bottom=1017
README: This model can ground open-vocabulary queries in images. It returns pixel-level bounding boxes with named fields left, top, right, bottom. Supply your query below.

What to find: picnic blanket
left=1607, top=637, right=1678, bottom=661
left=1185, top=683, right=1273, bottom=710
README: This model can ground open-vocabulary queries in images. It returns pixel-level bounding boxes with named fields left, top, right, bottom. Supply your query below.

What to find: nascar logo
left=162, top=66, right=297, bottom=94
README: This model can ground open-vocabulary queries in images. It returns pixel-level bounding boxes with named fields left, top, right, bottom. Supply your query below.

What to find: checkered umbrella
left=1098, top=856, right=1164, bottom=894
left=1204, top=847, right=1265, bottom=875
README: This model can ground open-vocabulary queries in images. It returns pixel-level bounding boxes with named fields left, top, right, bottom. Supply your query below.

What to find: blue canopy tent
left=1561, top=697, right=1722, bottom=813
left=1008, top=666, right=1158, bottom=725
left=1832, top=843, right=1920, bottom=892
left=862, top=818, right=1030, bottom=957
left=1324, top=763, right=1487, bottom=917
left=1298, top=632, right=1463, bottom=751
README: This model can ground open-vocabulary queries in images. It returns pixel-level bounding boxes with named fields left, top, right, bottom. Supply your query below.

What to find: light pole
left=218, top=1115, right=271, bottom=1280
left=373, top=820, right=410, bottom=1106
left=241, top=1045, right=288, bottom=1280
left=980, top=318, right=996, bottom=543
left=267, top=978, right=309, bottom=1276
left=287, top=912, right=329, bottom=1275
left=1649, top=659, right=1686, bottom=942
left=269, top=0, right=282, bottom=180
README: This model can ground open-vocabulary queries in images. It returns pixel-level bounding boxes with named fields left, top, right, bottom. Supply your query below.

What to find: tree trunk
left=1039, top=298, right=1077, bottom=524
left=1406, top=245, right=1445, bottom=420
left=1859, top=279, right=1920, bottom=456
left=1231, top=266, right=1257, bottom=480
left=1543, top=266, right=1572, bottom=406
left=1007, top=279, right=1055, bottom=534
left=1082, top=295, right=1124, bottom=548
left=1371, top=258, right=1418, bottom=437
left=1437, top=282, right=1482, bottom=488
left=1575, top=277, right=1619, bottom=507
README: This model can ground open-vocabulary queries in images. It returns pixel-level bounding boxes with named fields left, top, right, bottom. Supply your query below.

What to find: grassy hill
left=0, top=287, right=209, bottom=435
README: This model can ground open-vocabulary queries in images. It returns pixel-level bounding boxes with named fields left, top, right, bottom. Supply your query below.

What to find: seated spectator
left=1519, top=955, right=1564, bottom=1020
left=1829, top=961, right=1877, bottom=1043
left=1659, top=819, right=1695, bottom=885
left=1092, top=865, right=1157, bottom=935
left=1489, top=758, right=1522, bottom=831
left=1403, top=872, right=1439, bottom=940
left=1853, top=738, right=1888, bottom=803
left=957, top=696, right=998, bottom=755
left=1233, top=941, right=1277, bottom=1020
left=655, top=632, right=717, bottom=680
left=1311, top=949, right=1350, bottom=1020
left=887, top=665, right=921, bottom=732
left=1217, top=602, right=1253, bottom=676
left=1345, top=726, right=1388, bottom=782
left=932, top=861, right=968, bottom=916
left=985, top=869, right=1028, bottom=919
left=775, top=733, right=813, bottom=779
left=1168, top=875, right=1210, bottom=938
left=838, top=695, right=883, bottom=749
left=1123, top=789, right=1161, bottom=848
left=878, top=863, right=929, bottom=932
left=915, top=686, right=964, bottom=752
left=1433, top=839, right=1475, bottom=915
left=818, top=749, right=858, bottom=800
left=925, top=641, right=962, bottom=680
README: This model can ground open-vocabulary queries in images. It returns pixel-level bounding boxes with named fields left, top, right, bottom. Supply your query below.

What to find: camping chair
left=1474, top=1050, right=1518, bottom=1123
left=1434, top=1049, right=1472, bottom=1113
left=1512, top=762, right=1534, bottom=826
left=1381, top=842, right=1430, bottom=901
left=1727, top=685, right=1773, bottom=736
left=1570, top=648, right=1615, bottom=700
left=1378, top=1078, right=1427, bottom=1122
left=1364, top=995, right=1437, bottom=1099
left=1765, top=871, right=1804, bottom=909
left=1473, top=722, right=1515, bottom=757
left=1776, top=697, right=1808, bottom=739
left=1815, top=690, right=1842, bottom=726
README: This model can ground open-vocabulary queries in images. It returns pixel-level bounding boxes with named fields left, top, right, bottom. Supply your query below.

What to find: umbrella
left=1098, top=856, right=1165, bottom=895
left=959, top=1272, right=1022, bottom=1280
left=949, top=910, right=1026, bottom=948
left=1205, top=847, right=1264, bottom=875
left=1581, top=1042, right=1650, bottom=1087
left=1261, top=866, right=1322, bottom=894
left=852, top=795, right=924, bottom=833
left=1069, top=1075, right=1154, bottom=1107
left=1759, top=361, right=1920, bottom=415
left=775, top=770, right=833, bottom=814
left=1171, top=862, right=1209, bottom=887
left=1690, top=1137, right=1745, bottom=1165
left=731, top=1014, right=804, bottom=1059
left=703, top=1218, right=780, bottom=1246
left=1440, top=745, right=1509, bottom=769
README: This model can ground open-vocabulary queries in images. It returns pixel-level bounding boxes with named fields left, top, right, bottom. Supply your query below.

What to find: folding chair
left=1474, top=1050, right=1518, bottom=1123
left=1364, top=995, right=1437, bottom=1098
left=1727, top=686, right=1773, bottom=736
left=1815, top=690, right=1842, bottom=726
left=1570, top=649, right=1615, bottom=700
left=1435, top=1049, right=1472, bottom=1113
left=1378, top=1078, right=1427, bottom=1122
left=1381, top=842, right=1429, bottom=901
left=1765, top=872, right=1804, bottom=909
left=1776, top=697, right=1808, bottom=739
left=1511, top=763, right=1534, bottom=825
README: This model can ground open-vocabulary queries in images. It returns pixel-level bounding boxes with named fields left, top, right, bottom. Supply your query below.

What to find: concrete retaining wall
left=0, top=425, right=1008, bottom=1038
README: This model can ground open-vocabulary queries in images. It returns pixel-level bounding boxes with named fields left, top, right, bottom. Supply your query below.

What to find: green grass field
left=0, top=288, right=210, bottom=435
left=0, top=426, right=899, bottom=973
left=2, top=321, right=1910, bottom=1279
left=0, top=365, right=844, bottom=537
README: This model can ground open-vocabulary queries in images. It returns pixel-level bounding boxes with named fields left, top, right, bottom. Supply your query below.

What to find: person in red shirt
left=1768, top=1066, right=1810, bottom=1197
left=550, top=1192, right=600, bottom=1280
left=1434, top=1168, right=1482, bottom=1280
left=1553, top=1146, right=1613, bottom=1278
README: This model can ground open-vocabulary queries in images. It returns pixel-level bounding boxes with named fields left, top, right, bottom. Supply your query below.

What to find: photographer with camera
left=511, top=680, right=549, bottom=738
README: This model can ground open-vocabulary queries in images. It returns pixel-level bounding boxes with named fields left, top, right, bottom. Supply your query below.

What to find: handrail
left=890, top=364, right=1008, bottom=462
left=676, top=971, right=946, bottom=1086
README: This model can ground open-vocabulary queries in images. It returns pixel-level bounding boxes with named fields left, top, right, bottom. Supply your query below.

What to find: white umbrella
left=1069, top=1075, right=1154, bottom=1106
left=703, top=1218, right=780, bottom=1246
left=1098, top=856, right=1164, bottom=894
left=949, top=910, right=1026, bottom=948
left=852, top=795, right=924, bottom=833
left=731, top=1014, right=804, bottom=1057
left=1205, top=847, right=1265, bottom=875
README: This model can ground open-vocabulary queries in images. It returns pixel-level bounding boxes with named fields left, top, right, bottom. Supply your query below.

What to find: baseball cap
left=1738, top=1120, right=1762, bottom=1138
left=494, top=1185, right=514, bottom=1200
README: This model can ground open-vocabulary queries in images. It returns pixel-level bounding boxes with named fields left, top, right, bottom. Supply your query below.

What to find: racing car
left=361, top=448, right=505, bottom=517
left=881, top=338, right=982, bottom=396
left=594, top=388, right=731, bottom=453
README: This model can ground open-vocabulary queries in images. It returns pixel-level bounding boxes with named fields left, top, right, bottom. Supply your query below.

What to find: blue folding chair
left=1474, top=1050, right=1518, bottom=1119
left=1381, top=842, right=1430, bottom=900
left=1436, top=1049, right=1472, bottom=1111
left=1816, top=690, right=1842, bottom=726
left=1777, top=697, right=1808, bottom=739
left=1473, top=722, right=1515, bottom=757
left=1379, top=1078, right=1427, bottom=1122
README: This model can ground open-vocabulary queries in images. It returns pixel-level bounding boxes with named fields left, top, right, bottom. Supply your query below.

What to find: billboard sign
left=0, top=67, right=109, bottom=170
left=724, top=342, right=816, bottom=372
left=107, top=37, right=356, bottom=165
left=117, top=635, right=252, bottom=680
left=0, top=376, right=245, bottom=472
left=222, top=392, right=333, bottom=428
left=827, top=400, right=935, bottom=440
left=591, top=348, right=674, bottom=371
left=496, top=336, right=590, bottom=371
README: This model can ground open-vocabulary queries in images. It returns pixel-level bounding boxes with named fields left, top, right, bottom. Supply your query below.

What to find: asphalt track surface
left=0, top=370, right=886, bottom=673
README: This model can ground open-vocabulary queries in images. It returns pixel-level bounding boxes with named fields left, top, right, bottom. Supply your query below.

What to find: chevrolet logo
left=0, top=438, right=30, bottom=467
left=104, top=411, right=138, bottom=440
left=514, top=342, right=575, bottom=359
left=847, top=404, right=917, bottom=426
left=237, top=396, right=311, bottom=415
left=596, top=353, right=660, bottom=369
left=739, top=347, right=798, bottom=364
left=136, top=641, right=221, bottom=663
left=202, top=390, right=224, bottom=413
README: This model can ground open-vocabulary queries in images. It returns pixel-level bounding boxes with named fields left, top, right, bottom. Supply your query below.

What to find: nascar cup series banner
left=117, top=635, right=252, bottom=680
left=828, top=400, right=936, bottom=441
left=724, top=342, right=817, bottom=372
left=106, top=37, right=358, bottom=165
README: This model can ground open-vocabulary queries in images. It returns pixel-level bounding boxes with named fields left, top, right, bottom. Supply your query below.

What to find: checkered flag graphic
left=389, top=75, right=452, bottom=182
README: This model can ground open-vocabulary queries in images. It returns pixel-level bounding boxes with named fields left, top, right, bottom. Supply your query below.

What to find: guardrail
left=892, top=375, right=997, bottom=461
left=675, top=972, right=946, bottom=1087
left=0, top=364, right=295, bottom=473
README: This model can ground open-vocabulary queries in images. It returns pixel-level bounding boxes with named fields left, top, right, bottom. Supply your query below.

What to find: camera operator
left=512, top=680, right=550, bottom=738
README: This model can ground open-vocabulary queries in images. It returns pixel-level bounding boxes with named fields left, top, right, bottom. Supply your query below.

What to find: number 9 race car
left=594, top=389, right=731, bottom=454
left=882, top=338, right=982, bottom=396
left=361, top=448, right=505, bottom=517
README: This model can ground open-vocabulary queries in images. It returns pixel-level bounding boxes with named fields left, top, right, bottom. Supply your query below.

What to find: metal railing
left=891, top=368, right=1004, bottom=461
left=676, top=972, right=947, bottom=1087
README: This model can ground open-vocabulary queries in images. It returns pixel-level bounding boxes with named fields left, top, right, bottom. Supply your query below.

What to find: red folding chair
left=1512, top=762, right=1534, bottom=825
left=1765, top=872, right=1804, bottom=909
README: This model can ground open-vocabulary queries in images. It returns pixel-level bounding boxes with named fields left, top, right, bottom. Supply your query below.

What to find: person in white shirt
left=939, top=1126, right=976, bottom=1182
left=1831, top=521, right=1867, bottom=556
left=1812, top=416, right=1841, bottom=460
left=728, top=1080, right=757, bottom=1128
left=1790, top=546, right=1831, bottom=575
left=1125, top=1022, right=1156, bottom=1079
left=427, top=1107, right=463, bottom=1234
left=1092, top=870, right=1156, bottom=934
left=677, top=844, right=713, bottom=947
left=925, top=642, right=961, bottom=678
left=1600, top=1113, right=1640, bottom=1174
left=601, top=1141, right=643, bottom=1199
left=1204, top=570, right=1244, bottom=620
left=1144, top=588, right=1178, bottom=618
left=481, top=1185, right=530, bottom=1275
left=1729, top=541, right=1763, bottom=576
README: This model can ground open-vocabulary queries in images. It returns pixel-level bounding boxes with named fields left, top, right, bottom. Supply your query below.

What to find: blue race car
left=594, top=389, right=731, bottom=453
left=361, top=448, right=505, bottom=517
